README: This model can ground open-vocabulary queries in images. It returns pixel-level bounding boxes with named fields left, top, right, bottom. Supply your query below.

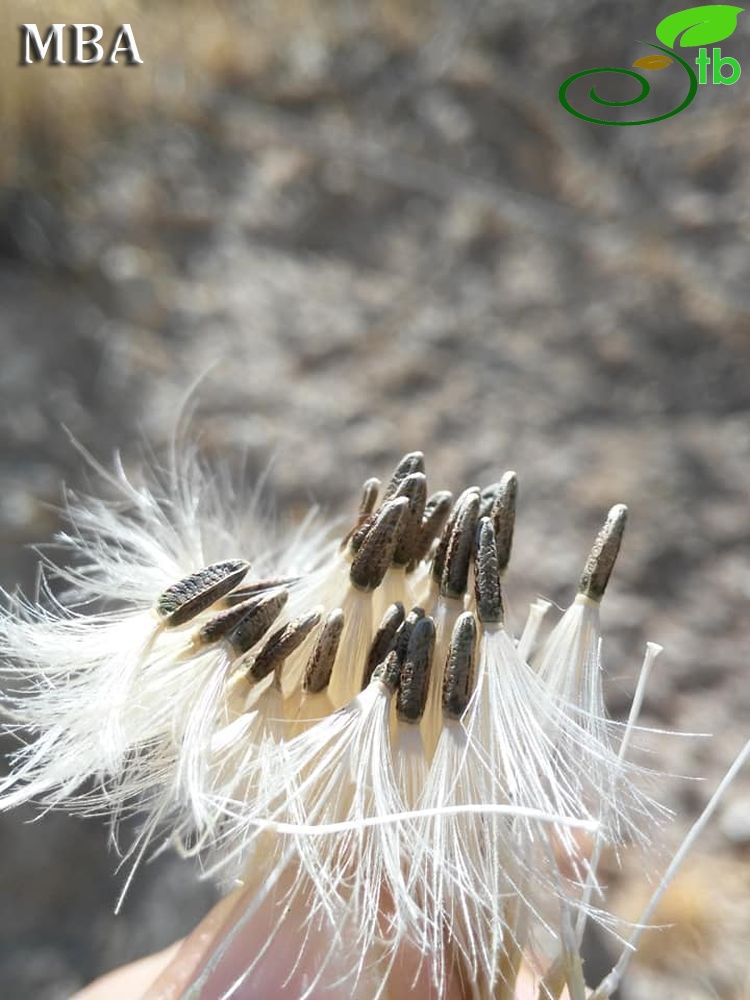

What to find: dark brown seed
left=442, top=612, right=477, bottom=719
left=381, top=451, right=425, bottom=504
left=351, top=454, right=425, bottom=554
left=479, top=482, right=503, bottom=520
left=246, top=610, right=321, bottom=683
left=371, top=649, right=402, bottom=693
left=397, top=616, right=436, bottom=723
left=349, top=498, right=409, bottom=591
left=393, top=606, right=426, bottom=665
left=489, top=471, right=518, bottom=574
left=228, top=589, right=289, bottom=655
left=474, top=518, right=503, bottom=625
left=362, top=602, right=405, bottom=689
left=343, top=478, right=381, bottom=552
left=220, top=577, right=300, bottom=606
left=197, top=596, right=272, bottom=645
left=392, top=472, right=428, bottom=567
left=303, top=608, right=345, bottom=694
left=349, top=511, right=377, bottom=555
left=578, top=504, right=628, bottom=602
left=157, top=560, right=250, bottom=627
left=432, top=488, right=478, bottom=585
left=409, top=490, right=453, bottom=568
left=358, top=478, right=381, bottom=520
left=441, top=489, right=481, bottom=600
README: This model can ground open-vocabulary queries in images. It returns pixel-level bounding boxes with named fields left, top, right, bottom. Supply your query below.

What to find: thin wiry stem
left=591, top=736, right=750, bottom=1000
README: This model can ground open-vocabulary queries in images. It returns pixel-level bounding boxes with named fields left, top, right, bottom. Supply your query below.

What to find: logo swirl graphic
left=558, top=42, right=698, bottom=125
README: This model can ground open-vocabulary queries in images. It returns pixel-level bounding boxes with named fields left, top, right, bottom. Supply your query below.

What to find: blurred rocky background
left=0, top=1, right=749, bottom=997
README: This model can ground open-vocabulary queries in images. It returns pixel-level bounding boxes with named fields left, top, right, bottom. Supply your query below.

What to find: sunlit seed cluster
left=0, top=449, right=669, bottom=998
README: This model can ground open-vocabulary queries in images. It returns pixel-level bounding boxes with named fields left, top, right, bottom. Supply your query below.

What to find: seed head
left=0, top=444, right=714, bottom=1000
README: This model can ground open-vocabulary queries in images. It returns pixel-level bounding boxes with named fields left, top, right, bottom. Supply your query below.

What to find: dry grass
left=0, top=0, right=437, bottom=188
left=614, top=854, right=750, bottom=996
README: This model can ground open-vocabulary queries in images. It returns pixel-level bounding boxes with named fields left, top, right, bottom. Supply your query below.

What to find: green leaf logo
left=655, top=5, right=744, bottom=47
